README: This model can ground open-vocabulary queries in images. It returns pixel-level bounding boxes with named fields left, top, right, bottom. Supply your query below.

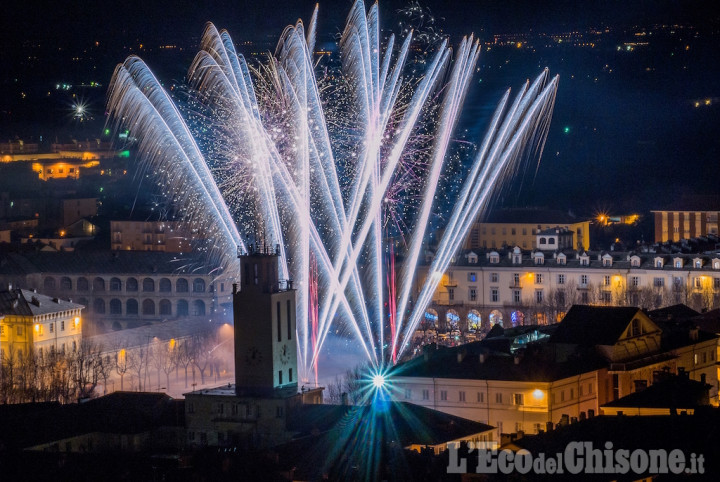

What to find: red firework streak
left=309, top=253, right=319, bottom=386
left=387, top=243, right=397, bottom=364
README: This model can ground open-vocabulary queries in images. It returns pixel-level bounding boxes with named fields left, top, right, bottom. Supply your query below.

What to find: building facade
left=463, top=209, right=591, bottom=251
left=0, top=251, right=234, bottom=334
left=110, top=220, right=193, bottom=252
left=652, top=210, right=720, bottom=243
left=414, top=248, right=720, bottom=330
left=0, top=289, right=83, bottom=360
left=391, top=306, right=718, bottom=439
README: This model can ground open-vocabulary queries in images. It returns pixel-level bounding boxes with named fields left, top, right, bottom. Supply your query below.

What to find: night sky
left=1, top=0, right=718, bottom=214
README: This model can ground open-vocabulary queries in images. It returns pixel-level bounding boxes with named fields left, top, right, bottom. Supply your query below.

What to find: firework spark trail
left=397, top=72, right=559, bottom=357
left=107, top=0, right=559, bottom=382
left=106, top=57, right=244, bottom=265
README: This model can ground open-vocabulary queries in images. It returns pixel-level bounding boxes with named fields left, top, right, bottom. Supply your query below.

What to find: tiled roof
left=392, top=339, right=606, bottom=382
left=0, top=288, right=83, bottom=316
left=0, top=251, right=218, bottom=276
left=549, top=305, right=641, bottom=346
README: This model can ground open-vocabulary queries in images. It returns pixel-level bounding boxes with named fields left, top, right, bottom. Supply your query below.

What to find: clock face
left=280, top=344, right=291, bottom=365
left=245, top=346, right=263, bottom=366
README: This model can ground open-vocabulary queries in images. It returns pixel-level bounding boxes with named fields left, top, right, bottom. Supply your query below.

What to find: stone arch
left=446, top=309, right=460, bottom=331
left=110, top=277, right=122, bottom=291
left=109, top=299, right=122, bottom=315
left=510, top=310, right=525, bottom=327
left=143, top=277, right=155, bottom=292
left=489, top=309, right=504, bottom=328
left=193, top=299, right=206, bottom=316
left=177, top=299, right=189, bottom=316
left=93, top=298, right=106, bottom=314
left=93, top=277, right=105, bottom=292
left=421, top=308, right=439, bottom=330
left=193, top=278, right=206, bottom=293
left=159, top=299, right=172, bottom=316
left=126, top=277, right=138, bottom=292
left=468, top=309, right=481, bottom=331
left=159, top=278, right=171, bottom=292
left=77, top=277, right=89, bottom=291
left=127, top=299, right=138, bottom=315
left=44, top=276, right=56, bottom=290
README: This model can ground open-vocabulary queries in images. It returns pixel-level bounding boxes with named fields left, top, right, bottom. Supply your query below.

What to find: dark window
left=93, top=277, right=105, bottom=292
left=77, top=277, right=89, bottom=291
left=143, top=278, right=155, bottom=292
left=277, top=302, right=282, bottom=342
left=110, top=299, right=122, bottom=315
left=126, top=299, right=138, bottom=315
left=177, top=300, right=189, bottom=316
left=142, top=299, right=155, bottom=315
left=176, top=278, right=189, bottom=292
left=159, top=278, right=171, bottom=292
left=278, top=370, right=283, bottom=385
left=60, top=277, right=72, bottom=290
left=287, top=300, right=292, bottom=340
left=44, top=277, right=56, bottom=290
left=93, top=298, right=105, bottom=314
left=126, top=277, right=138, bottom=291
left=159, top=299, right=171, bottom=315
left=110, top=277, right=122, bottom=291
left=193, top=300, right=206, bottom=316
left=193, top=278, right=205, bottom=293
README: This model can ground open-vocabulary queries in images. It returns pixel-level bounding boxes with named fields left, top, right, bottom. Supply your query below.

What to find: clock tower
left=233, top=247, right=297, bottom=397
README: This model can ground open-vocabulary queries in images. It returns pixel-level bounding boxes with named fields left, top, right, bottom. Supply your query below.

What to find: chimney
left=514, top=355, right=521, bottom=365
left=559, top=414, right=569, bottom=426
left=588, top=409, right=595, bottom=418
left=579, top=411, right=586, bottom=421
left=341, top=392, right=349, bottom=406
left=689, top=327, right=699, bottom=341
left=457, top=349, right=466, bottom=364
left=479, top=353, right=486, bottom=364
left=545, top=421, right=553, bottom=432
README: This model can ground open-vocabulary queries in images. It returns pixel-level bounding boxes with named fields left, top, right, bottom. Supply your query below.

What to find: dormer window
left=534, top=253, right=545, bottom=265
left=693, top=258, right=702, bottom=269
left=539, top=237, right=546, bottom=245
left=654, top=257, right=664, bottom=268
left=557, top=253, right=566, bottom=265
left=673, top=258, right=683, bottom=269
left=714, top=259, right=720, bottom=270
left=630, top=256, right=641, bottom=267
left=468, top=252, right=478, bottom=264
left=602, top=255, right=613, bottom=267
left=489, top=251, right=500, bottom=264
left=579, top=254, right=589, bottom=266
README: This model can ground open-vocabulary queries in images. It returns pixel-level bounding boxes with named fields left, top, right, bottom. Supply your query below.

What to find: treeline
left=0, top=328, right=234, bottom=404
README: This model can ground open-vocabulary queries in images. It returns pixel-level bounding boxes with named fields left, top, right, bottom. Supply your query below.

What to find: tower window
left=289, top=368, right=293, bottom=382
left=287, top=300, right=292, bottom=340
left=278, top=370, right=283, bottom=385
left=277, top=302, right=282, bottom=342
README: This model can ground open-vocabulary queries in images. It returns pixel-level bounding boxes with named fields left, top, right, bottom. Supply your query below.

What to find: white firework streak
left=106, top=0, right=559, bottom=381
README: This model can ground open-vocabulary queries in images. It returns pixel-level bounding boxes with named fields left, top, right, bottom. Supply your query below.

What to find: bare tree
left=114, top=342, right=130, bottom=391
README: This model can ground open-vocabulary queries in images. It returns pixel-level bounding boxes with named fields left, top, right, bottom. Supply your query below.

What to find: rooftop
left=0, top=288, right=83, bottom=316
left=0, top=250, right=220, bottom=276
left=549, top=305, right=643, bottom=346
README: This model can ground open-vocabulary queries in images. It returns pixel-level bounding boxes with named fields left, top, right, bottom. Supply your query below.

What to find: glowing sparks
left=106, top=0, right=558, bottom=382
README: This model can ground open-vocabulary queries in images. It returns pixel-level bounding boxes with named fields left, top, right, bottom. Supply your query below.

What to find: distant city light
left=563, top=126, right=571, bottom=134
